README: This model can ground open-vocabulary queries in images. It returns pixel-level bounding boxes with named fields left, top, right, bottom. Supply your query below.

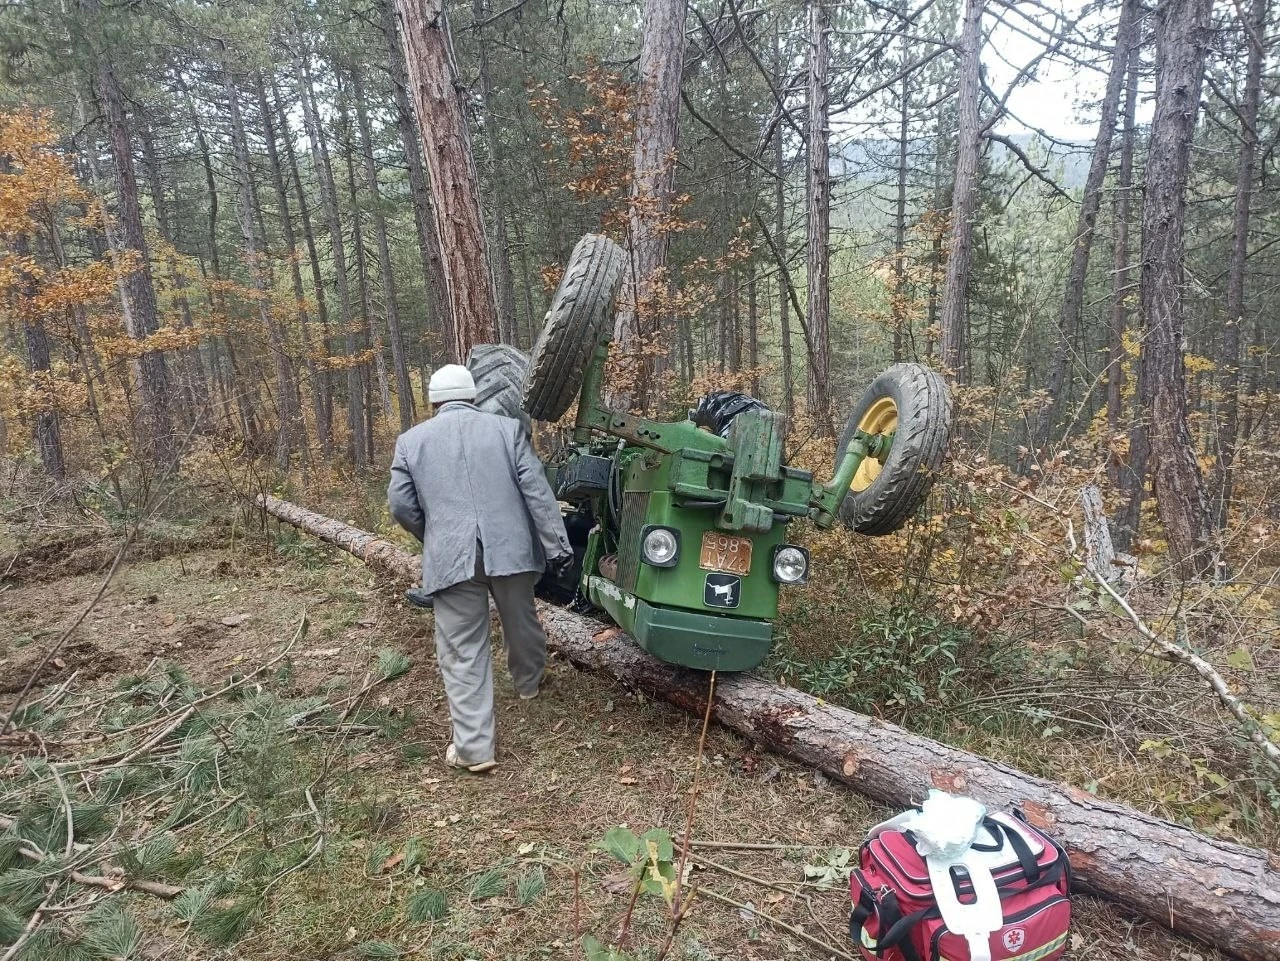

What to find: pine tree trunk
left=394, top=0, right=499, bottom=361
left=1107, top=38, right=1140, bottom=444
left=300, top=55, right=368, bottom=468
left=336, top=75, right=383, bottom=457
left=774, top=26, right=794, bottom=416
left=472, top=0, right=518, bottom=344
left=353, top=68, right=416, bottom=432
left=93, top=52, right=174, bottom=462
left=273, top=78, right=335, bottom=449
left=1137, top=0, right=1218, bottom=578
left=610, top=0, right=688, bottom=408
left=380, top=0, right=450, bottom=368
left=1032, top=0, right=1136, bottom=452
left=805, top=0, right=832, bottom=426
left=892, top=62, right=910, bottom=364
left=258, top=73, right=330, bottom=457
left=939, top=0, right=985, bottom=385
left=1213, top=0, right=1267, bottom=528
left=7, top=227, right=66, bottom=480
left=223, top=55, right=300, bottom=469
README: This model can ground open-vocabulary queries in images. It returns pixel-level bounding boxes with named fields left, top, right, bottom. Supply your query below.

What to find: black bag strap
left=1000, top=820, right=1042, bottom=884
left=969, top=816, right=1005, bottom=853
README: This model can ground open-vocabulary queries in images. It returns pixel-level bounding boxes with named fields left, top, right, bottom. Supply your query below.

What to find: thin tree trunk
left=380, top=0, right=451, bottom=364
left=747, top=261, right=759, bottom=395
left=1137, top=0, right=1218, bottom=578
left=92, top=46, right=174, bottom=461
left=892, top=61, right=910, bottom=364
left=223, top=54, right=299, bottom=469
left=301, top=53, right=368, bottom=468
left=1213, top=0, right=1267, bottom=528
left=774, top=26, right=794, bottom=415
left=472, top=0, right=518, bottom=344
left=336, top=74, right=382, bottom=457
left=353, top=68, right=416, bottom=432
left=610, top=0, right=688, bottom=408
left=805, top=0, right=832, bottom=426
left=273, top=78, right=335, bottom=449
left=395, top=0, right=499, bottom=361
left=258, top=73, right=329, bottom=457
left=1032, top=0, right=1136, bottom=452
left=1107, top=39, right=1140, bottom=437
left=939, top=0, right=985, bottom=385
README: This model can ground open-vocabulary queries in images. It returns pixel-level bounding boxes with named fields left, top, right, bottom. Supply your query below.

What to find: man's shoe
left=518, top=688, right=539, bottom=701
left=444, top=743, right=497, bottom=773
left=405, top=587, right=434, bottom=609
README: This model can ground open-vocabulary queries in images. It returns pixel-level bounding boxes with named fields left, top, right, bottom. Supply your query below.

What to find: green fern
left=405, top=888, right=447, bottom=923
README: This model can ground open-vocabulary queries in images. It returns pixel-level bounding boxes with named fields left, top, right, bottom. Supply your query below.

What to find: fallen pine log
left=258, top=495, right=1280, bottom=960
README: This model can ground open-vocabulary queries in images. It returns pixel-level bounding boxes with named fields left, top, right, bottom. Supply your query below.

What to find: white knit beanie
left=428, top=364, right=477, bottom=403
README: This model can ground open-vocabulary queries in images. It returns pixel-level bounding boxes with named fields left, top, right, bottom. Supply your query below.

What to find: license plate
left=699, top=532, right=752, bottom=575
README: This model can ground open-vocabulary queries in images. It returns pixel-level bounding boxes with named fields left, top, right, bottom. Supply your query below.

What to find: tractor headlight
left=771, top=545, right=809, bottom=584
left=641, top=526, right=680, bottom=567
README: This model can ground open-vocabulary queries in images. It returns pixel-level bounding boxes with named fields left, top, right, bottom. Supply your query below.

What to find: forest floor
left=0, top=510, right=1233, bottom=961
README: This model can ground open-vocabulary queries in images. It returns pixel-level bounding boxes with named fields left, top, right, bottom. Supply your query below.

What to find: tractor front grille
left=615, top=491, right=650, bottom=591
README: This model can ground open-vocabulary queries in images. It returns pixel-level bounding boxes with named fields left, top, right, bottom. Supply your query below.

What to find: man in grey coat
left=388, top=364, right=572, bottom=773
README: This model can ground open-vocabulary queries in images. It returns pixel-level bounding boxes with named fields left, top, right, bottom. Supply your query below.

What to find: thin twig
left=699, top=888, right=856, bottom=961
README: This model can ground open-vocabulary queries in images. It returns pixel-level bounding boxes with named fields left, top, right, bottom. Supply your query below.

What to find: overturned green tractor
left=467, top=234, right=952, bottom=672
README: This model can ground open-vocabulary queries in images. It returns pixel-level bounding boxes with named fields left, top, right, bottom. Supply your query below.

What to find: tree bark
left=258, top=73, right=329, bottom=457
left=938, top=0, right=985, bottom=385
left=1137, top=0, right=1218, bottom=578
left=1213, top=0, right=1267, bottom=528
left=300, top=54, right=369, bottom=468
left=8, top=230, right=65, bottom=480
left=353, top=68, right=417, bottom=432
left=774, top=27, right=794, bottom=416
left=92, top=48, right=174, bottom=461
left=472, top=0, right=518, bottom=344
left=1032, top=0, right=1136, bottom=452
left=394, top=0, right=499, bottom=361
left=805, top=0, right=833, bottom=425
left=258, top=494, right=1280, bottom=961
left=273, top=77, right=335, bottom=451
left=1106, top=33, right=1140, bottom=450
left=892, top=49, right=910, bottom=364
left=380, top=0, right=451, bottom=367
left=611, top=0, right=688, bottom=408
left=222, top=55, right=300, bottom=469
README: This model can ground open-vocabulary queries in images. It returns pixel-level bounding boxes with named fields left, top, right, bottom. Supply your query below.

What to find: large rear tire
left=467, top=343, right=532, bottom=436
left=523, top=234, right=626, bottom=422
left=837, top=363, right=951, bottom=536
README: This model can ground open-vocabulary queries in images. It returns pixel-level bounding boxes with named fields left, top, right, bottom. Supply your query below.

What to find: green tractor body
left=469, top=233, right=952, bottom=673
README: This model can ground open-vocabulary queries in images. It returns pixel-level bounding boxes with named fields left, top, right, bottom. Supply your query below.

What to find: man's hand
left=548, top=553, right=575, bottom=579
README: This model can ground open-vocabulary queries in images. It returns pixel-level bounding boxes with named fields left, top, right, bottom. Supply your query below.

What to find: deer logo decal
left=704, top=573, right=741, bottom=609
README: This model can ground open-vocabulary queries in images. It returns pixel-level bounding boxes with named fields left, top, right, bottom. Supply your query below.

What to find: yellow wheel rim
left=851, top=397, right=898, bottom=492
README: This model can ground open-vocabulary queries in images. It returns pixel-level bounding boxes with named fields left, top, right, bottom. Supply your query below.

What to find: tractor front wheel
left=836, top=362, right=951, bottom=536
left=523, top=234, right=626, bottom=421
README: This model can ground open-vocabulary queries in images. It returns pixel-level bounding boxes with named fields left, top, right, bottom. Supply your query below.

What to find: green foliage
left=376, top=648, right=412, bottom=682
left=803, top=849, right=854, bottom=888
left=582, top=935, right=635, bottom=961
left=0, top=902, right=26, bottom=945
left=405, top=888, right=448, bottom=923
left=80, top=904, right=140, bottom=959
left=515, top=865, right=546, bottom=907
left=771, top=607, right=1017, bottom=714
left=192, top=898, right=255, bottom=945
left=402, top=837, right=427, bottom=873
left=354, top=940, right=400, bottom=958
left=468, top=866, right=506, bottom=900
left=0, top=868, right=50, bottom=912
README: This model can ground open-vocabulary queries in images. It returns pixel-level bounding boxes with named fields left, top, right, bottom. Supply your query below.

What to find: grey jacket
left=388, top=402, right=571, bottom=595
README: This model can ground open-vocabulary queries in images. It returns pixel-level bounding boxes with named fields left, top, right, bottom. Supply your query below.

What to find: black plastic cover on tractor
left=689, top=391, right=772, bottom=438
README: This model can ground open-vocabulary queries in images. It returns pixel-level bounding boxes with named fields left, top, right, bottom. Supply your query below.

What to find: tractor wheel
left=523, top=234, right=626, bottom=421
left=836, top=362, right=951, bottom=536
left=689, top=391, right=771, bottom=438
left=467, top=343, right=532, bottom=436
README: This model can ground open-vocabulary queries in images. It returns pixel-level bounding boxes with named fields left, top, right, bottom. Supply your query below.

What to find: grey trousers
left=431, top=553, right=546, bottom=765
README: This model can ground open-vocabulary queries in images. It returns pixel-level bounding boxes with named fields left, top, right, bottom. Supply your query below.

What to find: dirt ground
left=0, top=531, right=1226, bottom=961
